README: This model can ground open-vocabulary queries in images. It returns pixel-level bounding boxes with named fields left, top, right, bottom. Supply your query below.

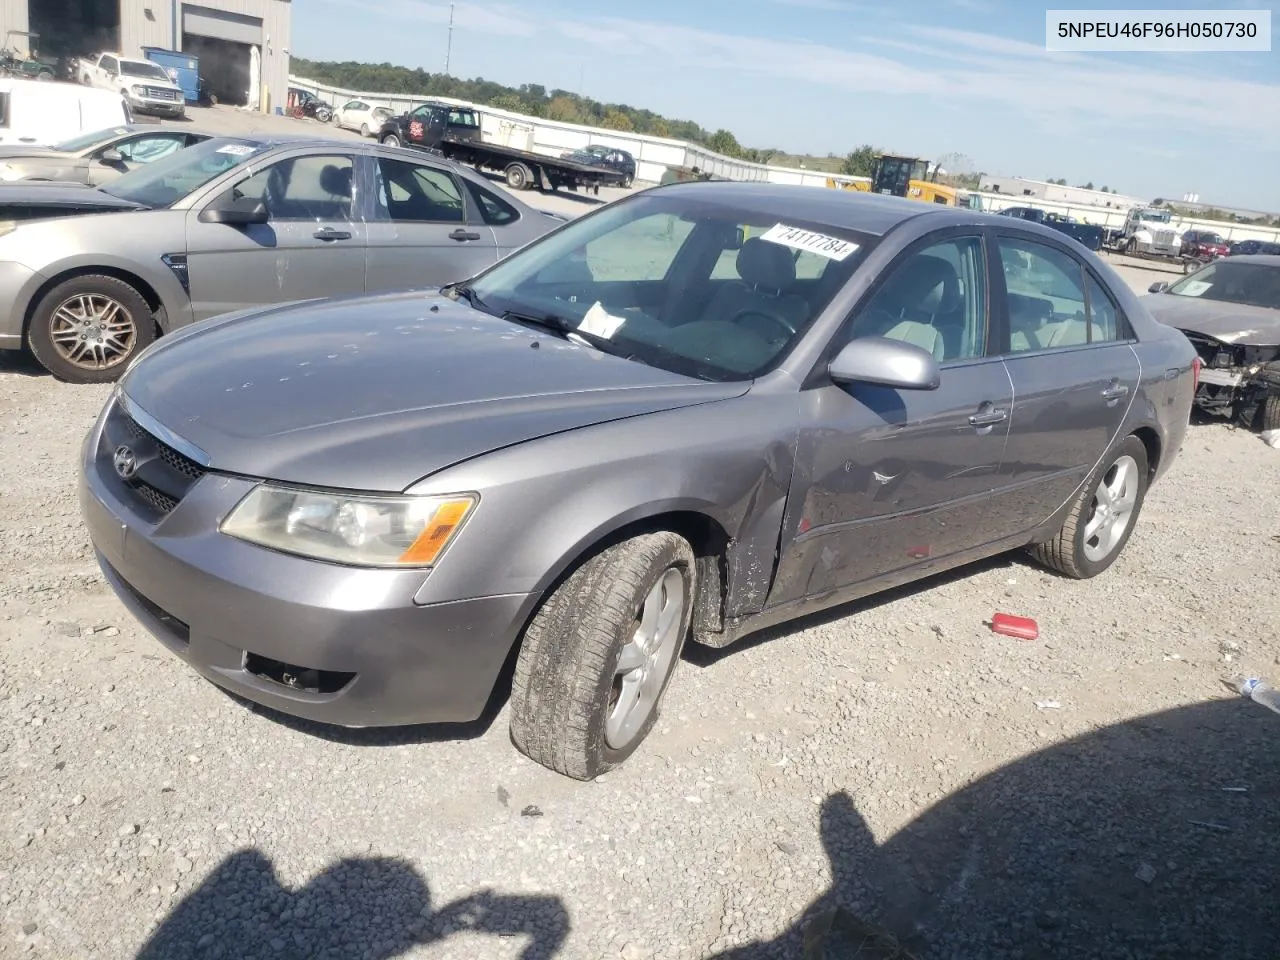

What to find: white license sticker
left=760, top=223, right=859, bottom=261
left=216, top=143, right=257, bottom=156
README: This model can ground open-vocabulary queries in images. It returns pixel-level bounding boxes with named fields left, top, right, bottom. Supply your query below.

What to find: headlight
left=131, top=84, right=146, bottom=95
left=220, top=486, right=477, bottom=568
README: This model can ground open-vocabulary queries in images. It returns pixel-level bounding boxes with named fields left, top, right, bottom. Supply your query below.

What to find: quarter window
left=847, top=236, right=988, bottom=362
left=464, top=180, right=520, bottom=225
left=1084, top=273, right=1124, bottom=342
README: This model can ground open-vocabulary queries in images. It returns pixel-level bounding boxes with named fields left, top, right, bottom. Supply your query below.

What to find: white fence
left=289, top=75, right=867, bottom=188
left=289, top=75, right=1279, bottom=243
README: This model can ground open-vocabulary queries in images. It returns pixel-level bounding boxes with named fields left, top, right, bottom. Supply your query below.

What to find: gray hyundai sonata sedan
left=79, top=182, right=1198, bottom=780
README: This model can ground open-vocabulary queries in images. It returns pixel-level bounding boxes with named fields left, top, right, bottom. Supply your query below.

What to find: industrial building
left=978, top=174, right=1139, bottom=210
left=0, top=0, right=291, bottom=111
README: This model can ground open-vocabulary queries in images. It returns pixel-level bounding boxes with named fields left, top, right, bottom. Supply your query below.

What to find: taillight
left=1192, top=356, right=1202, bottom=391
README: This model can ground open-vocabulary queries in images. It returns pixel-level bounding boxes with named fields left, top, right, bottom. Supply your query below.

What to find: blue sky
left=295, top=0, right=1279, bottom=210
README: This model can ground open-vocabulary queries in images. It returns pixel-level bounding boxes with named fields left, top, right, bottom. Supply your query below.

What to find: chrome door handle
left=449, top=228, right=482, bottom=241
left=313, top=227, right=352, bottom=241
left=969, top=409, right=1008, bottom=427
left=1101, top=382, right=1130, bottom=400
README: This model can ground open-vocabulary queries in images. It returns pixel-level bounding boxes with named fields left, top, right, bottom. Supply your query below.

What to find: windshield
left=1139, top=210, right=1172, bottom=223
left=120, top=60, right=170, bottom=81
left=462, top=191, right=876, bottom=381
left=52, top=126, right=130, bottom=153
left=100, top=138, right=270, bottom=209
left=1165, top=260, right=1280, bottom=310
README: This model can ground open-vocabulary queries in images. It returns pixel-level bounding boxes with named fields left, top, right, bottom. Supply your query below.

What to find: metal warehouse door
left=182, top=4, right=263, bottom=44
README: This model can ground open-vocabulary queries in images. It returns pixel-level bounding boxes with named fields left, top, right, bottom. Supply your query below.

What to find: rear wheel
left=509, top=531, right=695, bottom=780
left=1253, top=392, right=1280, bottom=433
left=504, top=162, right=533, bottom=190
left=381, top=133, right=401, bottom=148
left=359, top=122, right=369, bottom=138
left=1028, top=434, right=1149, bottom=579
left=27, top=275, right=154, bottom=384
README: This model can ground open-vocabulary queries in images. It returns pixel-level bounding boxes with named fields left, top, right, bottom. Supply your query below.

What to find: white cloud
left=315, top=0, right=537, bottom=37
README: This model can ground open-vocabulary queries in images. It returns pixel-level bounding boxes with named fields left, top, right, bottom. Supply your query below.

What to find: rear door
left=184, top=148, right=367, bottom=320
left=984, top=230, right=1142, bottom=540
left=363, top=151, right=498, bottom=292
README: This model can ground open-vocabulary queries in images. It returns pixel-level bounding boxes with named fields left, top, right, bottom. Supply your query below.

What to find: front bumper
left=128, top=93, right=184, bottom=115
left=78, top=394, right=531, bottom=727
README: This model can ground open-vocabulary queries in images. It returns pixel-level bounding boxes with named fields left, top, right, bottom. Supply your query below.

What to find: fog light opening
left=244, top=653, right=355, bottom=695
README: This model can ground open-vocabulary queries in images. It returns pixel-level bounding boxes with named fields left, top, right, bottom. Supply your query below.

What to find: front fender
left=12, top=251, right=191, bottom=335
left=405, top=390, right=801, bottom=615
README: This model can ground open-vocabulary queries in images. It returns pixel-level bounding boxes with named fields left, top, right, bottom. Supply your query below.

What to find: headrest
left=736, top=237, right=796, bottom=293
left=319, top=163, right=352, bottom=198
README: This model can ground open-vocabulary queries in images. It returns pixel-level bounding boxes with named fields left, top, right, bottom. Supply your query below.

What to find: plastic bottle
left=1239, top=678, right=1280, bottom=716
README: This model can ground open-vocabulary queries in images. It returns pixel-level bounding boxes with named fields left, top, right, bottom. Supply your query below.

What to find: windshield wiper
left=445, top=283, right=490, bottom=313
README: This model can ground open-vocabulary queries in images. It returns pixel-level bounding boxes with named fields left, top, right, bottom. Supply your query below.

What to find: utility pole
left=444, top=2, right=455, bottom=76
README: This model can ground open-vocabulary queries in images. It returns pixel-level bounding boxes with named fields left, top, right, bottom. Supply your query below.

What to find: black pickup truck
left=378, top=101, right=628, bottom=194
left=997, top=206, right=1105, bottom=251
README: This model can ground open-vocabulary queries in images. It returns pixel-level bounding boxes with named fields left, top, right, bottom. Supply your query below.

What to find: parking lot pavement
left=2, top=122, right=1278, bottom=958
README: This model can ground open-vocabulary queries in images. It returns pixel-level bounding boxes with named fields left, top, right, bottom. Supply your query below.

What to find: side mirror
left=199, top=195, right=269, bottom=226
left=1148, top=281, right=1170, bottom=294
left=828, top=337, right=941, bottom=391
left=100, top=147, right=123, bottom=163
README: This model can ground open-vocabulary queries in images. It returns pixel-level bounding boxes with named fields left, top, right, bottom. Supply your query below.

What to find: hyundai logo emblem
left=112, top=445, right=138, bottom=480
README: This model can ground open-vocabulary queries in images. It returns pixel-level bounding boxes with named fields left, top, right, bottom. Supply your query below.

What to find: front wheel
left=509, top=531, right=695, bottom=780
left=27, top=275, right=155, bottom=384
left=1027, top=434, right=1149, bottom=579
left=359, top=123, right=369, bottom=137
left=381, top=133, right=401, bottom=148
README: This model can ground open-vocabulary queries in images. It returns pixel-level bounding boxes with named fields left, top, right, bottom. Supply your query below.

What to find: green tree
left=707, top=129, right=742, bottom=157
left=488, top=93, right=527, bottom=113
left=600, top=110, right=634, bottom=131
left=648, top=118, right=671, bottom=138
left=841, top=144, right=879, bottom=177
left=545, top=95, right=582, bottom=123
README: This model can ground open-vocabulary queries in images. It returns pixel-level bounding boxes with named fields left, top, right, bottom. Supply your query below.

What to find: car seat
left=698, top=237, right=810, bottom=340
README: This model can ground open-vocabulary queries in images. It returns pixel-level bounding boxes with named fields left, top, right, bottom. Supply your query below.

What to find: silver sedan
left=79, top=182, right=1199, bottom=781
left=0, top=124, right=211, bottom=185
left=0, top=134, right=563, bottom=383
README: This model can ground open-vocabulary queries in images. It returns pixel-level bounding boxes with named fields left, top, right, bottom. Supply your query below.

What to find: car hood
left=119, top=292, right=748, bottom=492
left=1141, top=293, right=1280, bottom=345
left=0, top=182, right=143, bottom=211
left=0, top=147, right=72, bottom=162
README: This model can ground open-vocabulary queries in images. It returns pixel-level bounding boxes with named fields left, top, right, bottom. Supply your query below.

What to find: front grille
left=144, top=86, right=179, bottom=100
left=100, top=401, right=207, bottom=519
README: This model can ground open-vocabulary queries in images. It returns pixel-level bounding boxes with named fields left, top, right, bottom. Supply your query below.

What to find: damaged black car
left=1143, top=254, right=1280, bottom=432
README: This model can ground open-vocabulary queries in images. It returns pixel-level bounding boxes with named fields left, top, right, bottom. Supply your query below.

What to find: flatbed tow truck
left=378, top=101, right=628, bottom=194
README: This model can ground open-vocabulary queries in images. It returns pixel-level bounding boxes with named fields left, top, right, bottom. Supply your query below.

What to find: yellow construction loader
left=826, top=154, right=974, bottom=208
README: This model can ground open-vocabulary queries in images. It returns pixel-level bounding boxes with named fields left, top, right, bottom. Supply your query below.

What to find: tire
left=504, top=163, right=532, bottom=190
left=382, top=133, right=401, bottom=148
left=509, top=531, right=696, bottom=780
left=1028, top=434, right=1149, bottom=579
left=621, top=175, right=633, bottom=189
left=360, top=123, right=369, bottom=138
left=27, top=274, right=155, bottom=385
left=1250, top=392, right=1280, bottom=433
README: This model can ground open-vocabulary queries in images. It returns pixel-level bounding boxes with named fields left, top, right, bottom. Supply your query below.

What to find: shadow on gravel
left=707, top=697, right=1280, bottom=960
left=0, top=350, right=47, bottom=378
left=135, top=848, right=569, bottom=960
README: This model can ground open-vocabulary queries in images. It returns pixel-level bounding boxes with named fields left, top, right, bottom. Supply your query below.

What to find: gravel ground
left=2, top=123, right=1279, bottom=958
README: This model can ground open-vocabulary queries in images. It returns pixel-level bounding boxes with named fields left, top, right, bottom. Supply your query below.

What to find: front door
left=184, top=150, right=368, bottom=320
left=987, top=232, right=1142, bottom=539
left=769, top=232, right=1013, bottom=606
left=364, top=154, right=498, bottom=293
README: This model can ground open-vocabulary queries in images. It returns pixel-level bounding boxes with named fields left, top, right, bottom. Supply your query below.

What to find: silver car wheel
left=606, top=567, right=685, bottom=750
left=1082, top=454, right=1139, bottom=563
left=49, top=294, right=137, bottom=371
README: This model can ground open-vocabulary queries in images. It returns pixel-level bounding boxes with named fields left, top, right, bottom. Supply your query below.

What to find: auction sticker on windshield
left=1177, top=280, right=1212, bottom=297
left=760, top=223, right=859, bottom=261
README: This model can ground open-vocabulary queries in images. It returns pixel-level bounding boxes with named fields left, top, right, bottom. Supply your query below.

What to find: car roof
left=1225, top=254, right=1280, bottom=265
left=650, top=180, right=991, bottom=237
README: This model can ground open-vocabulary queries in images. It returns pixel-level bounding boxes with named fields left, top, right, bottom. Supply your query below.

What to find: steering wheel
left=727, top=308, right=797, bottom=339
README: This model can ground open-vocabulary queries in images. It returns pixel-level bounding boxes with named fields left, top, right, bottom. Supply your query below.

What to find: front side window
left=846, top=237, right=988, bottom=362
left=219, top=155, right=356, bottom=222
left=462, top=193, right=875, bottom=381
